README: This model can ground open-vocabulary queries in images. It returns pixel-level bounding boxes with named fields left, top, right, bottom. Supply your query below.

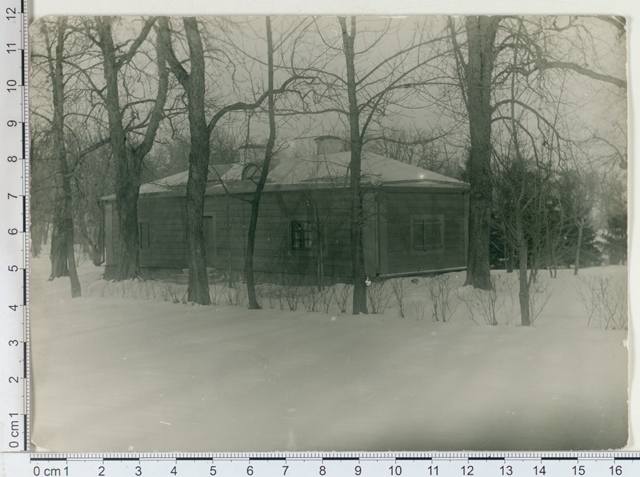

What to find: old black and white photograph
left=28, top=12, right=629, bottom=452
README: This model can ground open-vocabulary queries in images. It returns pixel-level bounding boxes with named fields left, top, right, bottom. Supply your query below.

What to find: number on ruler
left=389, top=465, right=402, bottom=475
left=7, top=79, right=17, bottom=92
left=6, top=7, right=16, bottom=20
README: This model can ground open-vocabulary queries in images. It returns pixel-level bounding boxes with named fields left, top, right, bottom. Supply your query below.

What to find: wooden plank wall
left=208, top=189, right=353, bottom=281
left=137, top=197, right=188, bottom=269
left=106, top=187, right=467, bottom=279
left=385, top=190, right=467, bottom=274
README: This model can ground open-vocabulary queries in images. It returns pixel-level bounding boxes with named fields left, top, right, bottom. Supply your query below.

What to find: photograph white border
left=25, top=0, right=638, bottom=451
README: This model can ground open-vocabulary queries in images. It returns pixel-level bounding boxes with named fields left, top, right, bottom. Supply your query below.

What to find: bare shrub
left=577, top=275, right=628, bottom=330
left=221, top=282, right=248, bottom=307
left=423, top=275, right=457, bottom=322
left=301, top=287, right=320, bottom=312
left=320, top=287, right=334, bottom=313
left=409, top=300, right=428, bottom=321
left=334, top=283, right=352, bottom=313
left=457, top=275, right=517, bottom=326
left=157, top=281, right=187, bottom=303
left=367, top=280, right=393, bottom=314
left=301, top=286, right=334, bottom=313
left=282, top=285, right=305, bottom=311
left=208, top=281, right=220, bottom=305
left=256, top=283, right=280, bottom=309
left=390, top=278, right=408, bottom=318
left=528, top=278, right=553, bottom=325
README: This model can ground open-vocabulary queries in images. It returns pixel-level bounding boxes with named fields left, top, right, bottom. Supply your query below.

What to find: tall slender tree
left=245, top=16, right=278, bottom=309
left=42, top=18, right=82, bottom=297
left=338, top=16, right=368, bottom=314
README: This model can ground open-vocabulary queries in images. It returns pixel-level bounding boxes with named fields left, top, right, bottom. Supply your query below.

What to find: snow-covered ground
left=29, top=255, right=628, bottom=452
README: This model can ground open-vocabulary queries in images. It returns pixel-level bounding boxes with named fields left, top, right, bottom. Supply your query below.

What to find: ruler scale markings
left=30, top=457, right=68, bottom=462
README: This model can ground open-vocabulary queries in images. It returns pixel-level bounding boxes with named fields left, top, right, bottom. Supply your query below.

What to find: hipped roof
left=103, top=151, right=466, bottom=201
left=209, top=151, right=466, bottom=194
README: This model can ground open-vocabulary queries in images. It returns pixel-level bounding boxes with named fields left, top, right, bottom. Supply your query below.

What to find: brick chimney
left=314, top=136, right=343, bottom=155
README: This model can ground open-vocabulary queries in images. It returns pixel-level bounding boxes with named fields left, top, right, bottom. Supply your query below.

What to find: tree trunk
left=574, top=220, right=584, bottom=275
left=30, top=218, right=42, bottom=257
left=98, top=18, right=139, bottom=280
left=49, top=208, right=69, bottom=278
left=463, top=16, right=499, bottom=291
left=246, top=17, right=277, bottom=310
left=339, top=16, right=368, bottom=315
left=47, top=18, right=81, bottom=297
left=98, top=17, right=167, bottom=281
left=516, top=211, right=531, bottom=326
left=179, top=18, right=212, bottom=305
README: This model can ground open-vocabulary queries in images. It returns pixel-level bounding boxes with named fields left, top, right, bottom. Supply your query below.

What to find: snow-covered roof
left=103, top=152, right=465, bottom=201
left=102, top=164, right=233, bottom=200
left=215, top=151, right=466, bottom=191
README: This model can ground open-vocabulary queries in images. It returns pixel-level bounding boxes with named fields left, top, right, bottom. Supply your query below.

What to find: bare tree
left=39, top=18, right=82, bottom=297
left=92, top=17, right=169, bottom=280
left=162, top=17, right=302, bottom=305
left=245, top=17, right=277, bottom=309
left=282, top=16, right=452, bottom=314
left=448, top=15, right=627, bottom=291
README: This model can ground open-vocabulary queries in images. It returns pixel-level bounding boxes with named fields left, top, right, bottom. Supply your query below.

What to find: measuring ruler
left=0, top=0, right=28, bottom=456
left=1, top=453, right=640, bottom=476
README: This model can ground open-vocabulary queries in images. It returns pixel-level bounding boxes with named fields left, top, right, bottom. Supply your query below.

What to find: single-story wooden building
left=102, top=138, right=469, bottom=282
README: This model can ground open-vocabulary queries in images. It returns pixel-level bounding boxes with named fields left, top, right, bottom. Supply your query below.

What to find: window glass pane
left=291, top=221, right=315, bottom=250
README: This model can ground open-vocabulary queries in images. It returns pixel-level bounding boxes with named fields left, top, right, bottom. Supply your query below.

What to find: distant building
left=102, top=138, right=469, bottom=283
